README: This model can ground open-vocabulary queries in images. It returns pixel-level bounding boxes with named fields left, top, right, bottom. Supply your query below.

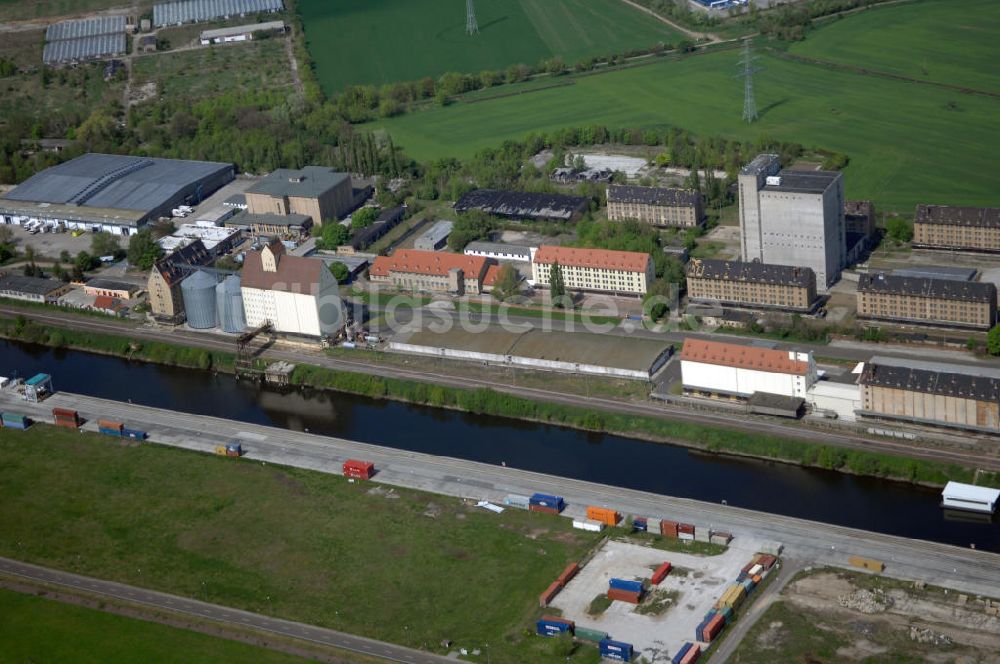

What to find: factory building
left=686, top=258, right=817, bottom=312
left=859, top=356, right=1000, bottom=433
left=147, top=240, right=214, bottom=324
left=226, top=211, right=313, bottom=239
left=807, top=374, right=862, bottom=423
left=0, top=273, right=72, bottom=303
left=241, top=240, right=345, bottom=337
left=857, top=272, right=996, bottom=330
left=454, top=189, right=589, bottom=222
left=738, top=154, right=845, bottom=288
left=83, top=278, right=141, bottom=301
left=680, top=338, right=817, bottom=400
left=530, top=246, right=653, bottom=296
left=913, top=204, right=1000, bottom=253
left=413, top=220, right=453, bottom=251
left=369, top=249, right=492, bottom=295
left=0, top=153, right=233, bottom=236
left=606, top=185, right=704, bottom=228
left=463, top=241, right=532, bottom=262
left=245, top=167, right=353, bottom=227
left=158, top=222, right=243, bottom=256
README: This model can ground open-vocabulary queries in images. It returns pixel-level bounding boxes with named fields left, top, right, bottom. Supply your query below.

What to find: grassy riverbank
left=0, top=424, right=599, bottom=664
left=1, top=314, right=997, bottom=490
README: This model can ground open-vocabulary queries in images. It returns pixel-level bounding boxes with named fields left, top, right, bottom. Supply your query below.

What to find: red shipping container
left=740, top=562, right=755, bottom=575
left=540, top=615, right=575, bottom=629
left=529, top=504, right=560, bottom=515
left=539, top=581, right=562, bottom=607
left=52, top=408, right=80, bottom=428
left=678, top=523, right=695, bottom=535
left=97, top=419, right=123, bottom=431
left=557, top=562, right=579, bottom=586
left=607, top=588, right=642, bottom=604
left=757, top=554, right=777, bottom=570
left=700, top=614, right=725, bottom=642
left=651, top=562, right=672, bottom=584
left=342, top=459, right=374, bottom=480
left=680, top=644, right=701, bottom=664
left=660, top=520, right=679, bottom=538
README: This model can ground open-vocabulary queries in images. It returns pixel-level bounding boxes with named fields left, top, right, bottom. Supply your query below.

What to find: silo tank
left=216, top=274, right=246, bottom=333
left=181, top=270, right=218, bottom=329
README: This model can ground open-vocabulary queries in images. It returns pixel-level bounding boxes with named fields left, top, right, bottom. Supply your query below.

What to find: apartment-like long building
left=606, top=185, right=703, bottom=228
left=368, top=249, right=493, bottom=295
left=857, top=272, right=997, bottom=330
left=913, top=204, right=1000, bottom=253
left=686, top=258, right=816, bottom=312
left=530, top=245, right=653, bottom=296
left=859, top=356, right=1000, bottom=433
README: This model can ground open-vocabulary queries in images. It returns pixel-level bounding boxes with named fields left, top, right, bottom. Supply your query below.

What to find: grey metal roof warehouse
left=858, top=272, right=996, bottom=303
left=861, top=356, right=1000, bottom=402
left=200, top=20, right=285, bottom=40
left=43, top=34, right=126, bottom=64
left=46, top=15, right=126, bottom=41
left=154, top=0, right=284, bottom=27
left=0, top=274, right=68, bottom=296
left=246, top=166, right=348, bottom=199
left=454, top=189, right=589, bottom=221
left=607, top=185, right=701, bottom=207
left=0, top=153, right=233, bottom=231
left=687, top=258, right=815, bottom=288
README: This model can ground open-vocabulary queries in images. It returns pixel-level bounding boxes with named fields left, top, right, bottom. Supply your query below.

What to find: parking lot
left=2, top=223, right=111, bottom=262
left=550, top=538, right=763, bottom=663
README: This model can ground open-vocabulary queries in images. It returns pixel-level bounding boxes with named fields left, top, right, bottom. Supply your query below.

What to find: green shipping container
left=575, top=627, right=607, bottom=643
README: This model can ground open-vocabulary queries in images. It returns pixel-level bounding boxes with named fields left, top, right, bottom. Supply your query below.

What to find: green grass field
left=0, top=424, right=599, bottom=663
left=374, top=1, right=1000, bottom=212
left=0, top=588, right=309, bottom=663
left=0, top=0, right=152, bottom=21
left=791, top=0, right=1000, bottom=93
left=298, top=0, right=684, bottom=94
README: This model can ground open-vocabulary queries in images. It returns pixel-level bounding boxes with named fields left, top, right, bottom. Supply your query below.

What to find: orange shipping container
left=557, top=562, right=580, bottom=586
left=607, top=588, right=642, bottom=604
left=539, top=581, right=562, bottom=608
left=660, top=520, right=679, bottom=538
left=586, top=506, right=620, bottom=526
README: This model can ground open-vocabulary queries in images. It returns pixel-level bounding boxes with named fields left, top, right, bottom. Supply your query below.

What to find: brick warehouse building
left=857, top=272, right=997, bottom=330
left=686, top=258, right=817, bottom=312
left=913, top=204, right=1000, bottom=253
left=606, top=185, right=704, bottom=228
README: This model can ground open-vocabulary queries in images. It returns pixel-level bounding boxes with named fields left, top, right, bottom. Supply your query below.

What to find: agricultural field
left=375, top=23, right=1000, bottom=211
left=0, top=588, right=310, bottom=664
left=0, top=425, right=600, bottom=663
left=790, top=0, right=1000, bottom=94
left=0, top=0, right=149, bottom=22
left=730, top=567, right=1000, bottom=663
left=131, top=39, right=293, bottom=101
left=297, top=0, right=685, bottom=94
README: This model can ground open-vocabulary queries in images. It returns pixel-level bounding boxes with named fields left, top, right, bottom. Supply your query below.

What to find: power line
left=466, top=0, right=479, bottom=35
left=737, top=40, right=762, bottom=123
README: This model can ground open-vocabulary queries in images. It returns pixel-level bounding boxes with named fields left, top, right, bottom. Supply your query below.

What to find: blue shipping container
left=720, top=606, right=735, bottom=624
left=742, top=578, right=756, bottom=594
left=632, top=517, right=647, bottom=532
left=609, top=578, right=644, bottom=594
left=672, top=643, right=692, bottom=664
left=703, top=609, right=718, bottom=622
left=599, top=639, right=633, bottom=662
left=2, top=412, right=29, bottom=428
left=695, top=618, right=711, bottom=641
left=98, top=427, right=123, bottom=437
left=529, top=493, right=565, bottom=509
left=123, top=429, right=147, bottom=440
left=536, top=620, right=571, bottom=637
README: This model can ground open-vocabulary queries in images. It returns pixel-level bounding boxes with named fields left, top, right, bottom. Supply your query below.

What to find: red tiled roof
left=681, top=338, right=810, bottom=375
left=92, top=295, right=119, bottom=310
left=483, top=263, right=501, bottom=287
left=370, top=249, right=490, bottom=279
left=241, top=248, right=326, bottom=295
left=532, top=245, right=650, bottom=272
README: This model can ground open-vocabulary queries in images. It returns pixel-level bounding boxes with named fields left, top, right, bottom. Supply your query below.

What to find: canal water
left=3, top=340, right=998, bottom=551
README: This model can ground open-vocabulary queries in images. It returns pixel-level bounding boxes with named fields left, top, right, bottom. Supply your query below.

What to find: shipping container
left=694, top=528, right=711, bottom=543
left=848, top=555, right=885, bottom=573
left=599, top=639, right=633, bottom=662
left=742, top=578, right=756, bottom=594
left=503, top=494, right=530, bottom=509
left=574, top=627, right=607, bottom=643
left=225, top=442, right=243, bottom=457
left=678, top=532, right=695, bottom=541
left=660, top=520, right=679, bottom=538
left=759, top=542, right=783, bottom=555
left=123, top=428, right=147, bottom=440
left=540, top=615, right=574, bottom=629
left=720, top=606, right=734, bottom=624
left=342, top=459, right=374, bottom=480
left=709, top=531, right=733, bottom=545
left=651, top=562, right=672, bottom=584
left=536, top=619, right=572, bottom=637
left=586, top=505, right=620, bottom=526
left=609, top=578, right=644, bottom=594
left=752, top=574, right=762, bottom=584
left=556, top=562, right=580, bottom=586
left=1, top=413, right=30, bottom=430
left=529, top=493, right=565, bottom=511
left=749, top=564, right=763, bottom=576
left=572, top=518, right=604, bottom=532
left=632, top=516, right=647, bottom=532
left=678, top=523, right=695, bottom=535
left=756, top=554, right=777, bottom=570
left=529, top=503, right=561, bottom=515
left=694, top=617, right=710, bottom=642
left=98, top=426, right=124, bottom=437
left=539, top=581, right=562, bottom=607
left=700, top=613, right=725, bottom=642
left=672, top=642, right=692, bottom=664
left=51, top=407, right=80, bottom=427
left=97, top=419, right=123, bottom=432
left=679, top=644, right=701, bottom=664
left=607, top=588, right=642, bottom=604
left=646, top=517, right=661, bottom=534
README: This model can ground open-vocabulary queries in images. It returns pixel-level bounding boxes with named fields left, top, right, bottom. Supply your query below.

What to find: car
left=71, top=230, right=85, bottom=237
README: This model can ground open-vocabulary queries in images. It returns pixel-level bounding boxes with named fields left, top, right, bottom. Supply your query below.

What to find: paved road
left=4, top=305, right=999, bottom=471
left=0, top=556, right=451, bottom=664
left=4, top=391, right=999, bottom=601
